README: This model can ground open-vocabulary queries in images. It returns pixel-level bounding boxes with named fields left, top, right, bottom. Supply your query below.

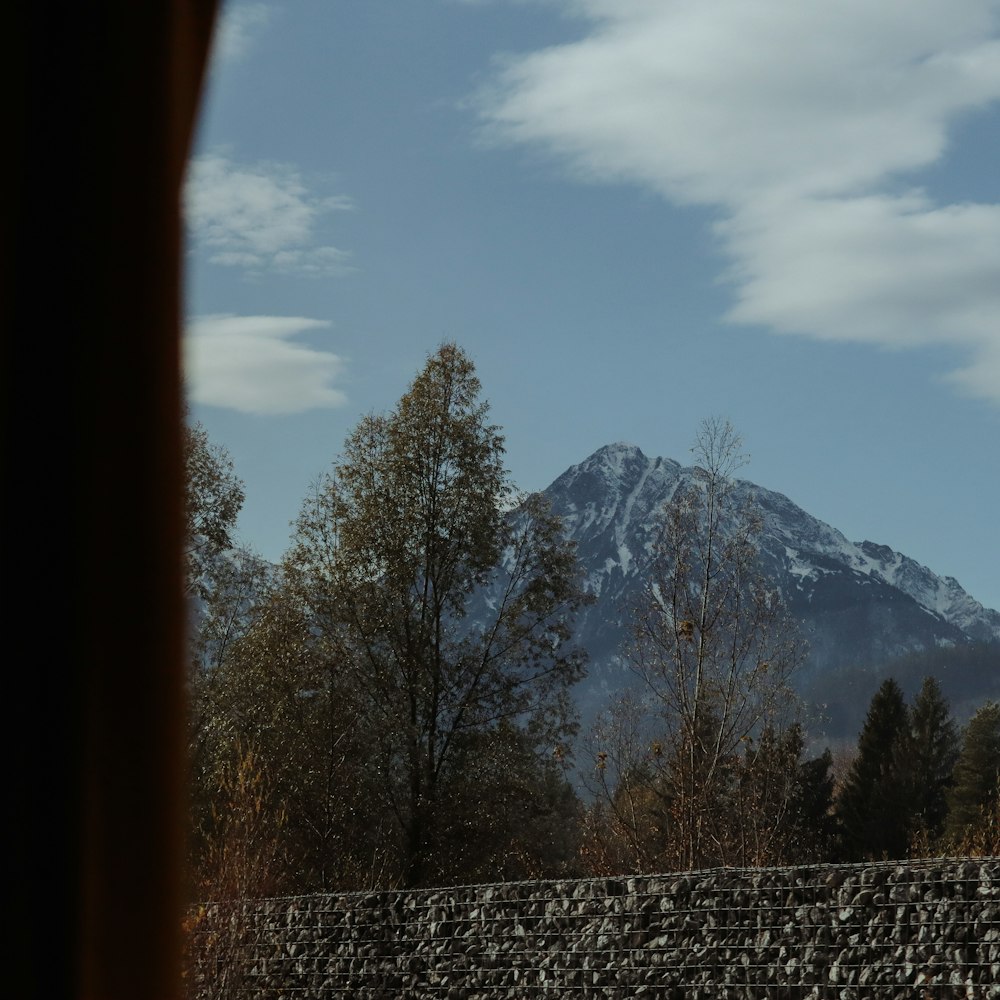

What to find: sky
left=184, top=0, right=1000, bottom=613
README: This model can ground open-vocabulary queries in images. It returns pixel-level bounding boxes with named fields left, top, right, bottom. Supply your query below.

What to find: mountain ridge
left=545, top=441, right=999, bottom=638
left=500, top=442, right=999, bottom=740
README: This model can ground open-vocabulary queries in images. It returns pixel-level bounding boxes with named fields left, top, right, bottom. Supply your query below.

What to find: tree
left=901, top=676, right=959, bottom=842
left=583, top=692, right=674, bottom=874
left=183, top=419, right=245, bottom=598
left=186, top=550, right=276, bottom=883
left=181, top=421, right=369, bottom=898
left=621, top=418, right=806, bottom=869
left=425, top=722, right=584, bottom=882
left=182, top=745, right=287, bottom=1000
left=284, top=343, right=590, bottom=886
left=581, top=714, right=833, bottom=874
left=836, top=677, right=911, bottom=859
left=180, top=422, right=294, bottom=894
left=784, top=746, right=839, bottom=862
left=944, top=700, right=1000, bottom=844
left=728, top=724, right=820, bottom=867
left=189, top=583, right=391, bottom=895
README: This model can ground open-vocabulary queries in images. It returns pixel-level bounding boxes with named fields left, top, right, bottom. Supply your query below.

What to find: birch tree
left=625, top=418, right=805, bottom=869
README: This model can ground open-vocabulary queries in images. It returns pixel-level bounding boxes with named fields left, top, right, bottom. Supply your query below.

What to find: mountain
left=501, top=443, right=1000, bottom=743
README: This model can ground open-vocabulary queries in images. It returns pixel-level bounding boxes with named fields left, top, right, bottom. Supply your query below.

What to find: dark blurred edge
left=10, top=4, right=219, bottom=997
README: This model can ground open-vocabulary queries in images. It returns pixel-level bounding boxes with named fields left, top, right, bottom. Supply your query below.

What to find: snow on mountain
left=548, top=442, right=999, bottom=641
left=505, top=443, right=999, bottom=737
left=854, top=540, right=1000, bottom=641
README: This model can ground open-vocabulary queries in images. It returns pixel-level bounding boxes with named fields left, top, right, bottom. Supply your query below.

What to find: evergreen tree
left=901, top=676, right=959, bottom=841
left=785, top=747, right=838, bottom=862
left=944, top=700, right=1000, bottom=843
left=836, top=678, right=910, bottom=859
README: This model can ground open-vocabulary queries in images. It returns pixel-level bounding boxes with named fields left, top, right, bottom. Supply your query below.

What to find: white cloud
left=720, top=193, right=1000, bottom=353
left=185, top=153, right=354, bottom=278
left=213, top=2, right=272, bottom=65
left=185, top=315, right=348, bottom=414
left=478, top=0, right=1000, bottom=403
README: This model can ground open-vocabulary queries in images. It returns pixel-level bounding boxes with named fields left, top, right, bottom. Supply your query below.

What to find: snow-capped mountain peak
left=514, top=444, right=1000, bottom=733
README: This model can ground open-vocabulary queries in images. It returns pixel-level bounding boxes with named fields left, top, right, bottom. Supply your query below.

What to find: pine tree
left=785, top=747, right=838, bottom=862
left=901, top=676, right=959, bottom=841
left=836, top=678, right=910, bottom=859
left=944, top=700, right=1000, bottom=843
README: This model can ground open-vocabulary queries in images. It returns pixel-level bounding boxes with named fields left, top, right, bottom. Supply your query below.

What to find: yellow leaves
left=180, top=904, right=207, bottom=936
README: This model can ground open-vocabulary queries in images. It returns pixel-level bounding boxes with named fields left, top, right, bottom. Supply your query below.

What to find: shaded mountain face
left=495, top=443, right=1000, bottom=742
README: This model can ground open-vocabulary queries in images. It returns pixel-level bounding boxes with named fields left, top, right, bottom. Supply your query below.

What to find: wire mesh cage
left=185, top=858, right=999, bottom=999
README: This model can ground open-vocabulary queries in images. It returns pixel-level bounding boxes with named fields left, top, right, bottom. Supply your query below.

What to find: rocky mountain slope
left=498, top=443, right=999, bottom=740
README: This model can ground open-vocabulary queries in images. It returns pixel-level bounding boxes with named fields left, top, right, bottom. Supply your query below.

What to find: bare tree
left=622, top=418, right=806, bottom=869
left=582, top=692, right=668, bottom=873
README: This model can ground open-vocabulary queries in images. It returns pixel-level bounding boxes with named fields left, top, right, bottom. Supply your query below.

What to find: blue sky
left=184, top=0, right=1000, bottom=613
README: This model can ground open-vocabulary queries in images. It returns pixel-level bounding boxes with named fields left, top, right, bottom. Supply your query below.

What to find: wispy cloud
left=185, top=153, right=355, bottom=278
left=212, top=1, right=272, bottom=66
left=478, top=0, right=1000, bottom=403
left=185, top=315, right=348, bottom=415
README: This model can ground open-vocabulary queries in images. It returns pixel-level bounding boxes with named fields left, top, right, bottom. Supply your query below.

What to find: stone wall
left=186, top=858, right=999, bottom=998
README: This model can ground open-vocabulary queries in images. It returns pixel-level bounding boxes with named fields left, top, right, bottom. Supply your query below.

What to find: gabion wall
left=187, top=858, right=999, bottom=999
